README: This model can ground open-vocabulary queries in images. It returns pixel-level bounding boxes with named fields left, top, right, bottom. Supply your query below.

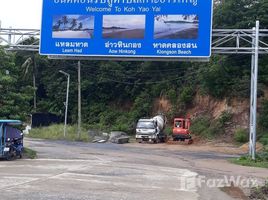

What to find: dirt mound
left=220, top=185, right=248, bottom=200
left=240, top=142, right=264, bottom=152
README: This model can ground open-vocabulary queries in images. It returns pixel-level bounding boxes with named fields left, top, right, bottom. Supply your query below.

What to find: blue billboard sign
left=40, top=0, right=213, bottom=59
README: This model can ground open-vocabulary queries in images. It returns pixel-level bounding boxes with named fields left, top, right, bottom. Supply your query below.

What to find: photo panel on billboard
left=52, top=15, right=95, bottom=39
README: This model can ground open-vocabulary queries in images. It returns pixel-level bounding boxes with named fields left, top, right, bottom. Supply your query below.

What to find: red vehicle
left=172, top=118, right=192, bottom=143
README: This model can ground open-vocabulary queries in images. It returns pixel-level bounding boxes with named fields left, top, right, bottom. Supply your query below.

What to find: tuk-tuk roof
left=0, top=120, right=22, bottom=125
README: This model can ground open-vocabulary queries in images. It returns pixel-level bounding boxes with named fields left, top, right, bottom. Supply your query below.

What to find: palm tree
left=78, top=22, right=83, bottom=30
left=70, top=18, right=78, bottom=30
left=53, top=19, right=62, bottom=31
left=57, top=19, right=62, bottom=29
left=155, top=15, right=167, bottom=22
left=21, top=56, right=37, bottom=111
left=193, top=15, right=199, bottom=22
left=62, top=16, right=68, bottom=30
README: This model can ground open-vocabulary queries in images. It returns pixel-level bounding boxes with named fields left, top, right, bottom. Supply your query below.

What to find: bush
left=256, top=152, right=268, bottom=162
left=249, top=181, right=268, bottom=200
left=190, top=113, right=230, bottom=139
left=218, top=111, right=232, bottom=126
left=259, top=100, right=268, bottom=129
left=264, top=145, right=268, bottom=152
left=166, top=88, right=177, bottom=104
left=258, top=131, right=268, bottom=146
left=234, top=128, right=248, bottom=143
left=111, top=114, right=133, bottom=133
left=179, top=86, right=194, bottom=106
left=190, top=116, right=213, bottom=138
left=260, top=136, right=268, bottom=146
left=165, top=126, right=172, bottom=136
left=190, top=116, right=210, bottom=135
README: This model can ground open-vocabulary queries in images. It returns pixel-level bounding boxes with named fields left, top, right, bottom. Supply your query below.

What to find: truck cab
left=135, top=119, right=158, bottom=143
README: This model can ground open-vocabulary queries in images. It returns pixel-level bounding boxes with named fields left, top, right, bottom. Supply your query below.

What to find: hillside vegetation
left=1, top=0, right=268, bottom=144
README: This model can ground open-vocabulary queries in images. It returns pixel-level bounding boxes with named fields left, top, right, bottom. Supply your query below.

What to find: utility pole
left=249, top=27, right=255, bottom=156
left=78, top=61, right=81, bottom=139
left=249, top=21, right=259, bottom=160
left=59, top=70, right=70, bottom=138
left=32, top=54, right=37, bottom=111
left=252, top=21, right=259, bottom=160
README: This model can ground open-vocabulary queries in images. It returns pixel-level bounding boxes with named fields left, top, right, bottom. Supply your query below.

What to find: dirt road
left=0, top=138, right=267, bottom=200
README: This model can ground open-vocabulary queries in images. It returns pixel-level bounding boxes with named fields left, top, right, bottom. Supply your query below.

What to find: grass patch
left=230, top=152, right=268, bottom=169
left=23, top=147, right=37, bottom=159
left=28, top=124, right=92, bottom=142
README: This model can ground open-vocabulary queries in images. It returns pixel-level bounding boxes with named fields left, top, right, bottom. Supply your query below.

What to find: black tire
left=188, top=139, right=193, bottom=145
left=5, top=152, right=13, bottom=161
left=6, top=155, right=11, bottom=161
left=6, top=146, right=16, bottom=161
left=160, top=135, right=167, bottom=143
left=136, top=139, right=142, bottom=143
left=155, top=137, right=160, bottom=144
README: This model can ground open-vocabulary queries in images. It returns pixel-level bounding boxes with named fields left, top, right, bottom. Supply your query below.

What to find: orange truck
left=172, top=118, right=192, bottom=143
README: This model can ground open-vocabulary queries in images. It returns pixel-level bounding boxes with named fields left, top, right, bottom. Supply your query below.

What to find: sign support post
left=78, top=61, right=81, bottom=139
left=249, top=21, right=259, bottom=160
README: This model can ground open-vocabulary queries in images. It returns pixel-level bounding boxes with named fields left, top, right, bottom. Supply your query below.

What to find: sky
left=0, top=0, right=42, bottom=29
left=103, top=15, right=145, bottom=29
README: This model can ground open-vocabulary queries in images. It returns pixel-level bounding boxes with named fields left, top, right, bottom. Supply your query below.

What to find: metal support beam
left=249, top=27, right=255, bottom=156
left=0, top=27, right=40, bottom=51
left=1, top=27, right=268, bottom=54
left=78, top=61, right=81, bottom=139
left=59, top=70, right=70, bottom=138
left=252, top=21, right=260, bottom=160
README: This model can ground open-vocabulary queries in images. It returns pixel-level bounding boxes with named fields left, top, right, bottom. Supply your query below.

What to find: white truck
left=135, top=114, right=167, bottom=143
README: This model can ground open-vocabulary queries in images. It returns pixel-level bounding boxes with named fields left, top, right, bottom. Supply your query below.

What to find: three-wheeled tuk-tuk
left=0, top=120, right=24, bottom=160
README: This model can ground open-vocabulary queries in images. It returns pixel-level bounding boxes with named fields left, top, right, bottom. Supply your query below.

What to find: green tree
left=0, top=47, right=33, bottom=120
left=214, top=0, right=268, bottom=29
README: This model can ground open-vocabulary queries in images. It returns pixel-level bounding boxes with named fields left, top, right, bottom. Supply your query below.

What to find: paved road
left=0, top=138, right=267, bottom=200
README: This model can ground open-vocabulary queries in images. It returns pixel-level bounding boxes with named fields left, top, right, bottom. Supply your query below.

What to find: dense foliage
left=1, top=0, right=268, bottom=134
left=0, top=47, right=33, bottom=120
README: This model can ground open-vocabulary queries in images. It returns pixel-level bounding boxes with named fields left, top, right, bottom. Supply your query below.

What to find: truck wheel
left=136, top=139, right=142, bottom=143
left=188, top=139, right=193, bottom=144
left=161, top=136, right=167, bottom=143
left=154, top=137, right=160, bottom=144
